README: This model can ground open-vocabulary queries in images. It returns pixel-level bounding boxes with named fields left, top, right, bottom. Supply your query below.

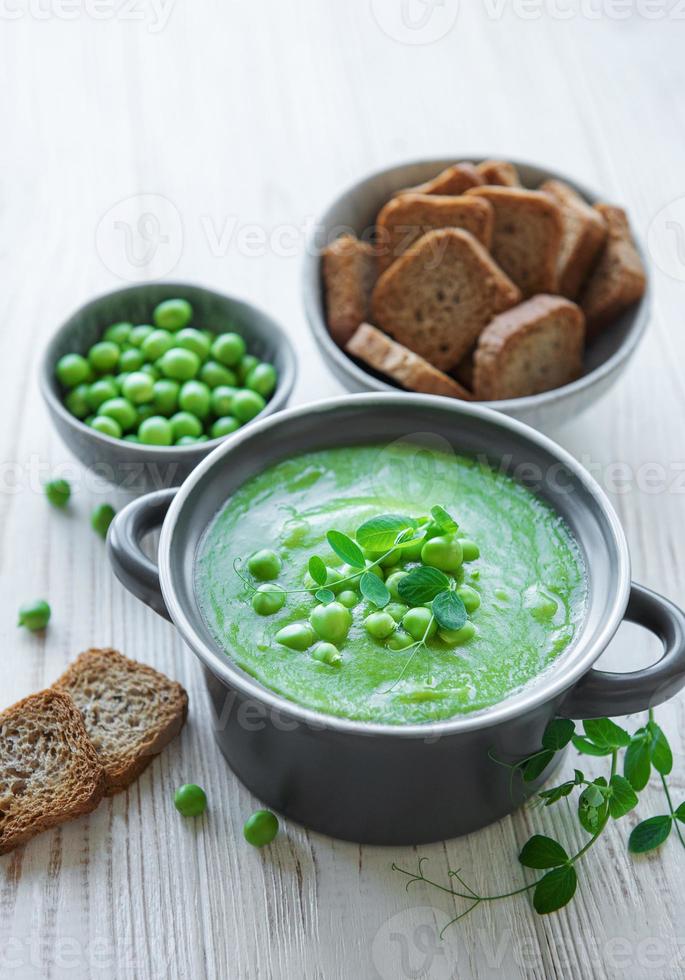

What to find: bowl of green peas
left=41, top=283, right=297, bottom=491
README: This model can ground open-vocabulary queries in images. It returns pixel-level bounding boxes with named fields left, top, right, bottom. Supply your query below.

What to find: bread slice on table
left=466, top=186, right=563, bottom=297
left=54, top=648, right=188, bottom=794
left=371, top=228, right=521, bottom=370
left=541, top=179, right=607, bottom=299
left=580, top=204, right=646, bottom=336
left=400, top=162, right=484, bottom=197
left=345, top=323, right=472, bottom=399
left=0, top=689, right=105, bottom=855
left=322, top=234, right=378, bottom=346
left=473, top=294, right=585, bottom=400
left=376, top=193, right=493, bottom=272
left=476, top=160, right=521, bottom=187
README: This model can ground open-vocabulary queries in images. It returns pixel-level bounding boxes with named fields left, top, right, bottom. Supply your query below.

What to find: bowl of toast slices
left=303, top=158, right=650, bottom=430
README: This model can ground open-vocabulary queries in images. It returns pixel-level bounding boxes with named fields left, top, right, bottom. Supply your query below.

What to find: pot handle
left=558, top=582, right=685, bottom=719
left=107, top=488, right=177, bottom=621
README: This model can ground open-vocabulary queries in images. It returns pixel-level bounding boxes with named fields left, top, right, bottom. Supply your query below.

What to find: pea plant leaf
left=572, top=735, right=612, bottom=757
left=647, top=719, right=673, bottom=775
left=542, top=718, right=576, bottom=752
left=582, top=718, right=631, bottom=751
left=628, top=815, right=673, bottom=854
left=398, top=566, right=451, bottom=606
left=522, top=750, right=555, bottom=782
left=608, top=774, right=639, bottom=820
left=674, top=802, right=685, bottom=824
left=519, top=835, right=569, bottom=869
left=360, top=572, right=390, bottom=609
left=315, top=588, right=335, bottom=605
left=430, top=505, right=459, bottom=534
left=356, top=515, right=417, bottom=553
left=308, top=555, right=328, bottom=587
left=538, top=780, right=576, bottom=807
left=432, top=590, right=467, bottom=631
left=533, top=866, right=578, bottom=915
left=326, top=530, right=365, bottom=568
left=624, top=731, right=652, bottom=791
left=578, top=780, right=607, bottom=835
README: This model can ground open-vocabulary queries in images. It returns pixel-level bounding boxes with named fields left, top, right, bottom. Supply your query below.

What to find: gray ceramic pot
left=40, top=282, right=297, bottom=491
left=107, top=395, right=685, bottom=844
left=302, top=159, right=651, bottom=432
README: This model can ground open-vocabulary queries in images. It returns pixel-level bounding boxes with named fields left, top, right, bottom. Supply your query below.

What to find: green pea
left=211, top=332, right=246, bottom=367
left=141, top=329, right=174, bottom=362
left=527, top=589, right=558, bottom=621
left=153, top=298, right=193, bottom=331
left=88, top=340, right=119, bottom=373
left=385, top=570, right=408, bottom=600
left=251, top=583, right=286, bottom=616
left=247, top=548, right=282, bottom=580
left=119, top=347, right=145, bottom=373
left=169, top=411, right=203, bottom=441
left=159, top=347, right=200, bottom=382
left=103, top=321, right=132, bottom=345
left=243, top=809, right=278, bottom=847
left=337, top=590, right=359, bottom=609
left=138, top=416, right=173, bottom=446
left=310, top=601, right=352, bottom=644
left=86, top=378, right=118, bottom=411
left=210, top=385, right=237, bottom=417
left=114, top=372, right=130, bottom=392
left=175, top=435, right=198, bottom=445
left=400, top=535, right=426, bottom=562
left=304, top=566, right=342, bottom=593
left=402, top=607, right=437, bottom=641
left=199, top=360, right=238, bottom=389
left=65, top=383, right=90, bottom=418
left=339, top=560, right=384, bottom=586
left=45, top=478, right=71, bottom=508
left=174, top=783, right=207, bottom=817
left=460, top=540, right=480, bottom=562
left=178, top=380, right=211, bottom=419
left=18, top=599, right=51, bottom=631
left=122, top=372, right=155, bottom=405
left=90, top=415, right=122, bottom=439
left=421, top=535, right=463, bottom=573
left=231, top=389, right=266, bottom=423
left=136, top=403, right=155, bottom=424
left=98, top=397, right=137, bottom=431
left=124, top=434, right=141, bottom=443
left=363, top=547, right=400, bottom=569
left=56, top=353, right=90, bottom=388
left=439, top=622, right=476, bottom=646
left=246, top=362, right=277, bottom=398
left=311, top=642, right=342, bottom=667
left=211, top=417, right=241, bottom=439
left=364, top=611, right=396, bottom=640
left=139, top=363, right=160, bottom=381
left=387, top=629, right=414, bottom=651
left=128, top=324, right=154, bottom=347
left=237, top=353, right=259, bottom=383
left=91, top=502, right=116, bottom=537
left=456, top=584, right=481, bottom=613
left=275, top=622, right=316, bottom=651
left=175, top=328, right=211, bottom=360
left=152, top=379, right=180, bottom=417
left=385, top=602, right=408, bottom=622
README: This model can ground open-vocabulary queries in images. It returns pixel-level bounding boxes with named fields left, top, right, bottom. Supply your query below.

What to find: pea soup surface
left=195, top=444, right=586, bottom=725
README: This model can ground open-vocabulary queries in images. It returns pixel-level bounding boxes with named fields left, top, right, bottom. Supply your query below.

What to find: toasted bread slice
left=452, top=349, right=475, bottom=391
left=466, top=186, right=563, bottom=297
left=541, top=180, right=607, bottom=299
left=371, top=228, right=521, bottom=370
left=400, top=162, right=484, bottom=197
left=0, top=689, right=105, bottom=855
left=476, top=160, right=521, bottom=187
left=580, top=204, right=646, bottom=336
left=322, top=234, right=378, bottom=346
left=376, top=193, right=493, bottom=273
left=345, top=323, right=472, bottom=399
left=54, top=648, right=188, bottom=794
left=473, top=295, right=585, bottom=400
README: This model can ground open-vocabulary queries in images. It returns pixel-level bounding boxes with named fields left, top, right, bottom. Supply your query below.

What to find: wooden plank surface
left=1, top=3, right=684, bottom=977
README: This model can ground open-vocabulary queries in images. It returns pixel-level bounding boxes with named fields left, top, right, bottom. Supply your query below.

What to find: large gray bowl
left=41, top=282, right=297, bottom=491
left=303, top=158, right=651, bottom=431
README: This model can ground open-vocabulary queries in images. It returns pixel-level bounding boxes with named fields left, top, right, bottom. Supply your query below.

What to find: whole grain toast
left=54, top=648, right=188, bottom=794
left=345, top=323, right=472, bottom=399
left=580, top=204, right=646, bottom=336
left=400, top=162, right=484, bottom=197
left=0, top=689, right=105, bottom=855
left=370, top=228, right=521, bottom=370
left=322, top=234, right=378, bottom=346
left=476, top=160, right=521, bottom=187
left=466, top=186, right=563, bottom=296
left=473, top=294, right=585, bottom=400
left=541, top=179, right=607, bottom=299
left=376, top=193, right=493, bottom=272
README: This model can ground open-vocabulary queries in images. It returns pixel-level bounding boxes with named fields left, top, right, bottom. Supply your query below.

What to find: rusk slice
left=580, top=204, right=646, bottom=336
left=476, top=160, right=521, bottom=187
left=400, top=162, right=484, bottom=197
left=541, top=179, right=607, bottom=299
left=322, top=234, right=378, bottom=346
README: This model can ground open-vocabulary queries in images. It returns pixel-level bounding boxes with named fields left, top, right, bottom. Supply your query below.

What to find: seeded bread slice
left=370, top=228, right=521, bottom=370
left=345, top=323, right=472, bottom=399
left=0, top=689, right=105, bottom=855
left=376, top=193, right=493, bottom=272
left=54, top=648, right=188, bottom=794
left=476, top=160, right=521, bottom=187
left=322, top=234, right=378, bottom=346
left=473, top=294, right=585, bottom=400
left=541, top=180, right=607, bottom=299
left=400, top=162, right=484, bottom=197
left=466, top=186, right=563, bottom=297
left=580, top=204, right=646, bottom=336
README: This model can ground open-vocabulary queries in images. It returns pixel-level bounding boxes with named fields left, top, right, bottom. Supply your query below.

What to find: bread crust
left=476, top=160, right=521, bottom=187
left=345, top=323, right=472, bottom=399
left=580, top=204, right=646, bottom=336
left=399, top=162, right=484, bottom=197
left=541, top=179, right=607, bottom=299
left=322, top=234, right=378, bottom=346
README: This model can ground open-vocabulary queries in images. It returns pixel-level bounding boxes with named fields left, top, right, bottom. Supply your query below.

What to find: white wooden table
left=2, top=4, right=684, bottom=977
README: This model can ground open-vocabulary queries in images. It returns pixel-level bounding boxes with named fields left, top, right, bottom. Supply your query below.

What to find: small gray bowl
left=303, top=158, right=651, bottom=431
left=41, top=282, right=297, bottom=492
